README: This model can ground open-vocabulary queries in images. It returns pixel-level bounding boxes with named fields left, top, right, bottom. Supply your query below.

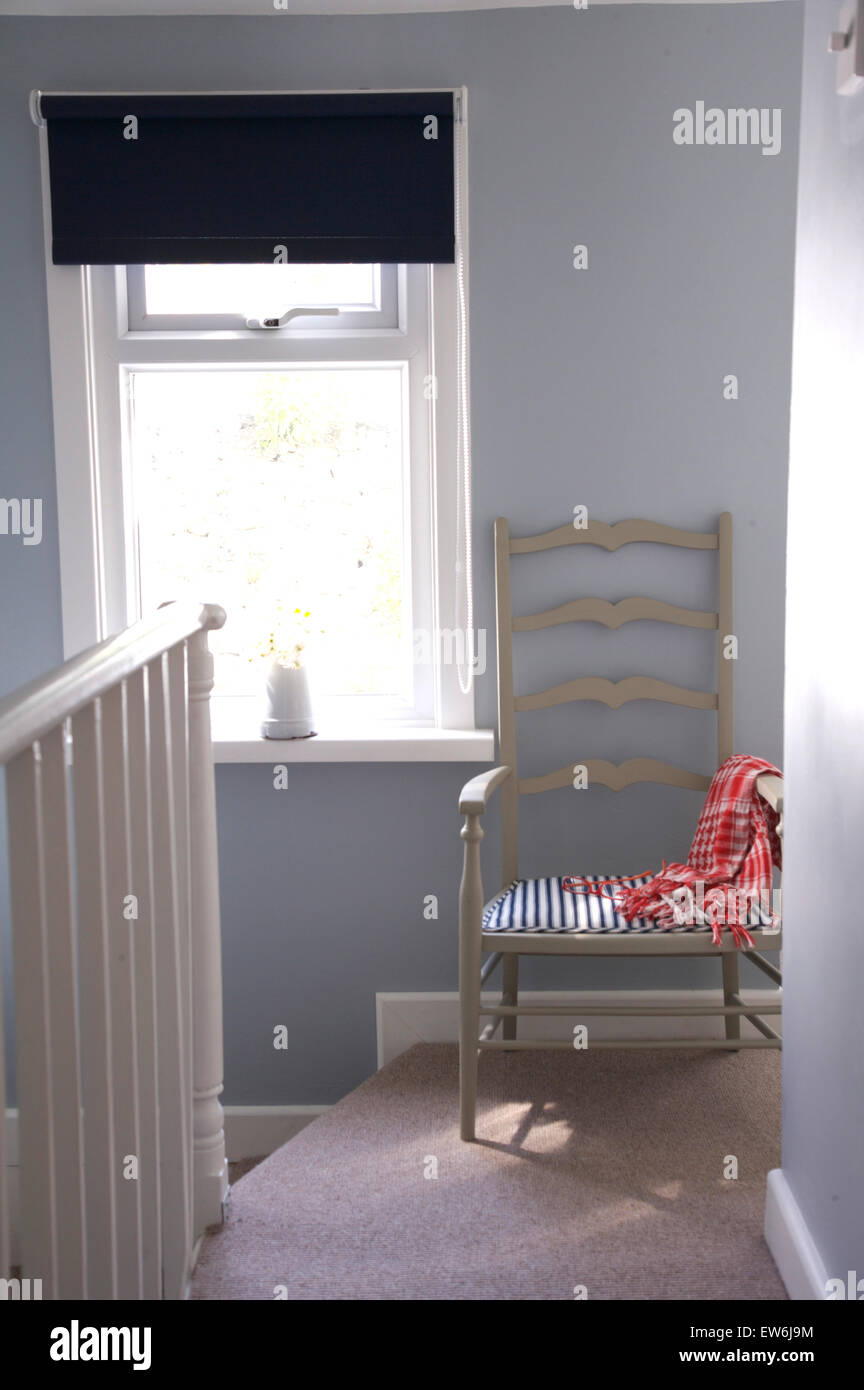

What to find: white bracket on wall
left=830, top=1, right=864, bottom=95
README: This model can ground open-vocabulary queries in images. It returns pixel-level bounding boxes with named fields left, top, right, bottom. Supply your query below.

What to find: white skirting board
left=764, top=1168, right=830, bottom=1301
left=3, top=1104, right=328, bottom=1167
left=222, top=1105, right=328, bottom=1162
left=375, top=988, right=783, bottom=1069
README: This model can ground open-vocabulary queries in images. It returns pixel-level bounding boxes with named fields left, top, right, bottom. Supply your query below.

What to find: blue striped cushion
left=481, top=875, right=713, bottom=935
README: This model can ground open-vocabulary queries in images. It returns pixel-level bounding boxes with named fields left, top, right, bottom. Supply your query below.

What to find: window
left=39, top=87, right=489, bottom=757
left=85, top=260, right=435, bottom=722
left=46, top=255, right=482, bottom=748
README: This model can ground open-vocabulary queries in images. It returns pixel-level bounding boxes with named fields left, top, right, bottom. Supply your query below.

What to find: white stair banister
left=0, top=600, right=227, bottom=1299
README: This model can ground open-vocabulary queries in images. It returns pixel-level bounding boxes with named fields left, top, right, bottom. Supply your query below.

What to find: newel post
left=187, top=624, right=228, bottom=1234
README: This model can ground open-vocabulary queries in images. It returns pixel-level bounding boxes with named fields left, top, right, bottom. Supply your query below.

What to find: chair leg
left=502, top=954, right=519, bottom=1042
left=459, top=951, right=480, bottom=1141
left=722, top=951, right=741, bottom=1048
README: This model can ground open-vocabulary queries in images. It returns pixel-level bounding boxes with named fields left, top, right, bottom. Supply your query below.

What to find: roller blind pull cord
left=454, top=91, right=474, bottom=698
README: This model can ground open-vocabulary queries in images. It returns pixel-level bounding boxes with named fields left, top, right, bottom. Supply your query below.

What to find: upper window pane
left=142, top=263, right=380, bottom=317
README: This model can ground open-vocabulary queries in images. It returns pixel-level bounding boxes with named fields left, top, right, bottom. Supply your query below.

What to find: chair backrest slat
left=518, top=758, right=714, bottom=798
left=513, top=596, right=717, bottom=633
left=514, top=676, right=718, bottom=714
left=509, top=518, right=719, bottom=555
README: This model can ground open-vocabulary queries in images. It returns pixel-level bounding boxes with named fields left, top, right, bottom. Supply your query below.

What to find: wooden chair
left=457, top=514, right=783, bottom=1141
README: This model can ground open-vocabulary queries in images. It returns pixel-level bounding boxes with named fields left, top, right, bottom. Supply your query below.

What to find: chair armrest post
left=460, top=814, right=485, bottom=943
left=459, top=812, right=485, bottom=1138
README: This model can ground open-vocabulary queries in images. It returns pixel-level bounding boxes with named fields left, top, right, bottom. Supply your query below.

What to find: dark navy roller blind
left=40, top=92, right=455, bottom=265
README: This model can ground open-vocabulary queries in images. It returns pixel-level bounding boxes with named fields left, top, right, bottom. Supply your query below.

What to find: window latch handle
left=245, top=306, right=341, bottom=330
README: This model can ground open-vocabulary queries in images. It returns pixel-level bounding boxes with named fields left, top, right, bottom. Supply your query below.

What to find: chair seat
left=482, top=875, right=715, bottom=935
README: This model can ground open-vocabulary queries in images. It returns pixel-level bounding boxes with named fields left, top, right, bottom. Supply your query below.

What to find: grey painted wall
left=780, top=0, right=864, bottom=1285
left=0, top=6, right=802, bottom=1104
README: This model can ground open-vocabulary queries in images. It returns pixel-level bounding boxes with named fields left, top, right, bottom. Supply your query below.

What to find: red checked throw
left=612, top=753, right=783, bottom=947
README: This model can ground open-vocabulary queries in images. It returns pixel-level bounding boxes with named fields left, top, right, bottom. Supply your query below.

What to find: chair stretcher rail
left=743, top=949, right=783, bottom=985
left=478, top=1001, right=781, bottom=1017
left=478, top=1038, right=778, bottom=1051
left=479, top=952, right=503, bottom=985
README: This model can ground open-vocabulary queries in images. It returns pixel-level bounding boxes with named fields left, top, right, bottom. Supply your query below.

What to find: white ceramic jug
left=261, top=662, right=316, bottom=739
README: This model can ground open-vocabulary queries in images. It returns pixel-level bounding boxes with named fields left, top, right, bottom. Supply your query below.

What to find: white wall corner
left=764, top=1167, right=830, bottom=1301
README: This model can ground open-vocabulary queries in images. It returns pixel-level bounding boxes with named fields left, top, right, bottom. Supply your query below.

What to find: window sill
left=210, top=700, right=495, bottom=764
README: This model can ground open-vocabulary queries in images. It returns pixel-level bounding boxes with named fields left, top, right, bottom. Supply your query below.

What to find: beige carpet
left=192, top=1043, right=785, bottom=1301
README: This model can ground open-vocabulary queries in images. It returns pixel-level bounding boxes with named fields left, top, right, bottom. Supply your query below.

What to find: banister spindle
left=71, top=699, right=118, bottom=1299
left=125, top=665, right=162, bottom=1299
left=99, top=682, right=144, bottom=1299
left=7, top=741, right=57, bottom=1297
left=39, top=722, right=85, bottom=1298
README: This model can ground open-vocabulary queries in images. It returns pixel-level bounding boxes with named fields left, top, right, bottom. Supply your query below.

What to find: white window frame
left=36, top=87, right=491, bottom=760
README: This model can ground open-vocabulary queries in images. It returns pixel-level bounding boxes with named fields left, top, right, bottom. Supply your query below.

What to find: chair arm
left=756, top=772, right=784, bottom=840
left=459, top=765, right=512, bottom=815
left=756, top=772, right=783, bottom=816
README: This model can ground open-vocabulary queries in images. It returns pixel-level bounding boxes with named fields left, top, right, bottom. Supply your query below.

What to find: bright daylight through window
left=126, top=262, right=420, bottom=714
left=130, top=366, right=407, bottom=700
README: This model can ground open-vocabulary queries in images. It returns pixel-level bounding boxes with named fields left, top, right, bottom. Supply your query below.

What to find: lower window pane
left=129, top=368, right=410, bottom=701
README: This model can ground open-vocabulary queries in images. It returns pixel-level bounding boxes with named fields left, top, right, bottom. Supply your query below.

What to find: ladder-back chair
left=457, top=513, right=783, bottom=1141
